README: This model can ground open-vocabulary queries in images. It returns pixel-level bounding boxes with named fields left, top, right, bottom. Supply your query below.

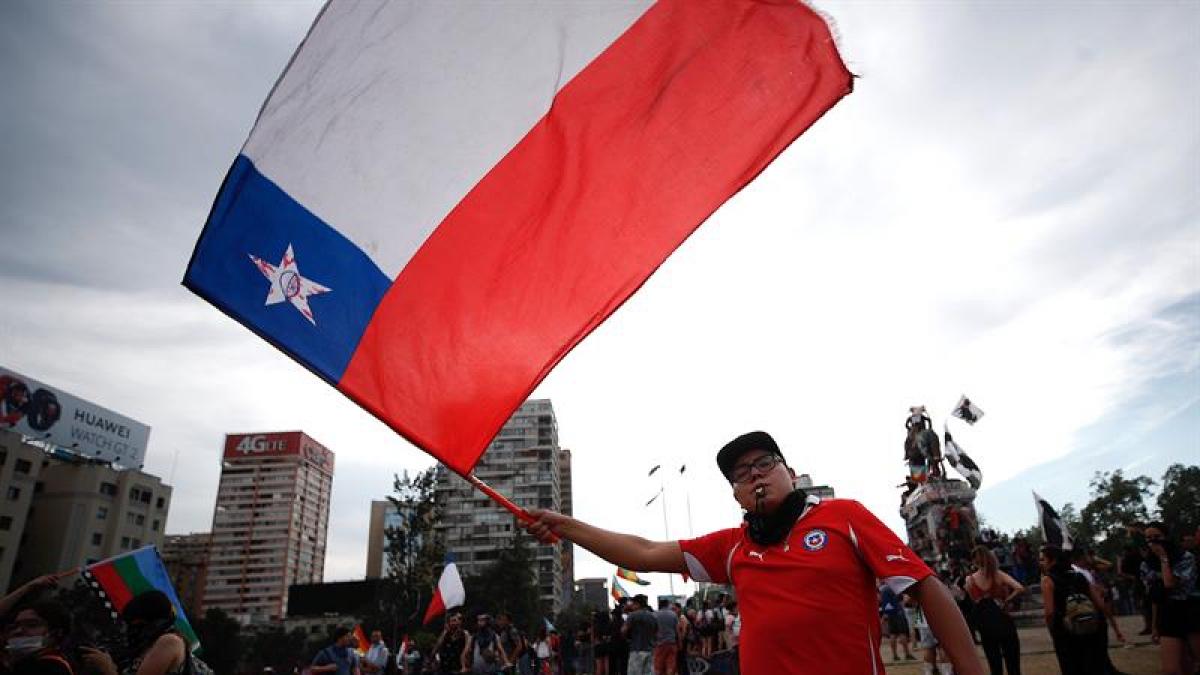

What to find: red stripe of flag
left=341, top=0, right=851, bottom=474
left=89, top=562, right=134, bottom=610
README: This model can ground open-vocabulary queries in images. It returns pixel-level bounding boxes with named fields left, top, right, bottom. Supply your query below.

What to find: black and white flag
left=952, top=396, right=985, bottom=425
left=943, top=429, right=983, bottom=489
left=1033, top=491, right=1072, bottom=550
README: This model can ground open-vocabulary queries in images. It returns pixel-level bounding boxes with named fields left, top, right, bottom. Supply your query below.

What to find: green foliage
left=363, top=467, right=444, bottom=641
left=461, top=532, right=542, bottom=632
left=243, top=627, right=309, bottom=672
left=194, top=608, right=244, bottom=675
left=1156, top=464, right=1200, bottom=533
left=1077, top=470, right=1154, bottom=559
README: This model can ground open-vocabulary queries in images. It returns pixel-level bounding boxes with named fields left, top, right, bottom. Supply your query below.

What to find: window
left=152, top=520, right=160, bottom=531
left=6, top=487, right=19, bottom=501
left=126, top=513, right=138, bottom=526
left=120, top=537, right=131, bottom=549
left=0, top=451, right=6, bottom=465
left=136, top=514, right=145, bottom=526
left=156, top=497, right=165, bottom=509
left=91, top=533, right=102, bottom=546
left=100, top=482, right=117, bottom=496
left=0, top=517, right=11, bottom=531
left=97, top=507, right=108, bottom=520
left=13, top=459, right=31, bottom=474
left=33, top=482, right=43, bottom=494
left=132, top=538, right=141, bottom=548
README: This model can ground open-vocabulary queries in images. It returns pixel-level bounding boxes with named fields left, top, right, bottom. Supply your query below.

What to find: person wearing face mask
left=1, top=600, right=74, bottom=675
left=79, top=590, right=185, bottom=675
left=522, top=431, right=983, bottom=675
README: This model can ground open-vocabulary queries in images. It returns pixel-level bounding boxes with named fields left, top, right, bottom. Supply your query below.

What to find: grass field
left=879, top=615, right=1161, bottom=674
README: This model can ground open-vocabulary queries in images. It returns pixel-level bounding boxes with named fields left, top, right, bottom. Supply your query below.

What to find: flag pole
left=464, top=472, right=560, bottom=543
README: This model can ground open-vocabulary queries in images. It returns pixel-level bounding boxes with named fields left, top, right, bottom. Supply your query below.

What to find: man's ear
left=788, top=467, right=798, bottom=487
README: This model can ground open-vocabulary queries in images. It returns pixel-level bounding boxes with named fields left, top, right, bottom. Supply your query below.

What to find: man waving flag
left=185, top=1, right=851, bottom=511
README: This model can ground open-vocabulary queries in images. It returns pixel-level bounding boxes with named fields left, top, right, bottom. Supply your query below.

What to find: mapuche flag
left=611, top=576, right=631, bottom=603
left=184, top=1, right=851, bottom=478
left=423, top=562, right=466, bottom=625
left=82, top=546, right=199, bottom=650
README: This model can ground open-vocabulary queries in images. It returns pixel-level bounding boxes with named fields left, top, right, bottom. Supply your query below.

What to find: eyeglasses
left=729, top=454, right=782, bottom=484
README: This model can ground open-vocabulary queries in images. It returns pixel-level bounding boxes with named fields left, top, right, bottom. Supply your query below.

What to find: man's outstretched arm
left=524, top=509, right=687, bottom=573
left=912, top=576, right=985, bottom=675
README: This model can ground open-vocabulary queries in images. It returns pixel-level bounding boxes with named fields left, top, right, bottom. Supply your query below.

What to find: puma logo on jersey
left=886, top=554, right=909, bottom=562
left=748, top=550, right=765, bottom=561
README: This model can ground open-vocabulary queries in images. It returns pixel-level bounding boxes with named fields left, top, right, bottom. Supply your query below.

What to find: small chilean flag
left=423, top=562, right=466, bottom=625
left=184, top=1, right=851, bottom=478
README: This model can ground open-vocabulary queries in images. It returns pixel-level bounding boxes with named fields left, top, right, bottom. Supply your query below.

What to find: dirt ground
left=879, top=615, right=1161, bottom=674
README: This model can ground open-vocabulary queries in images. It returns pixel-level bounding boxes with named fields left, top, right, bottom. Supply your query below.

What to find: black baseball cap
left=716, top=431, right=784, bottom=479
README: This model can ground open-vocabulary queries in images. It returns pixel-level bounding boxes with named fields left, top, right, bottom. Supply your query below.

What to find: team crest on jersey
left=802, top=529, right=828, bottom=551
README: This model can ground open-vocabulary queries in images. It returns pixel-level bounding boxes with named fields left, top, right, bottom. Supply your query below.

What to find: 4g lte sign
left=223, top=431, right=300, bottom=459
left=222, top=431, right=335, bottom=474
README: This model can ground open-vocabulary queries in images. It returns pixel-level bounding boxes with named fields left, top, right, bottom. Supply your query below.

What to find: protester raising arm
left=0, top=574, right=60, bottom=618
left=524, top=510, right=686, bottom=574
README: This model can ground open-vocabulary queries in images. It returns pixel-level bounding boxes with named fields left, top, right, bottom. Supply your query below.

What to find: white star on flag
left=248, top=244, right=331, bottom=325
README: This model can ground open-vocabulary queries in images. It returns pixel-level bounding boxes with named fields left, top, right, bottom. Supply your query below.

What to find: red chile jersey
left=679, top=496, right=931, bottom=675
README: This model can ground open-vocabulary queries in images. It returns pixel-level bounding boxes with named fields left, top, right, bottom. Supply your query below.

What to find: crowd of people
left=876, top=521, right=1200, bottom=675
left=317, top=592, right=740, bottom=675
left=0, top=575, right=198, bottom=675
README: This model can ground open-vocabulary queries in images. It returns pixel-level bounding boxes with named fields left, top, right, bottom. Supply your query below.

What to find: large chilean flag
left=185, top=1, right=851, bottom=476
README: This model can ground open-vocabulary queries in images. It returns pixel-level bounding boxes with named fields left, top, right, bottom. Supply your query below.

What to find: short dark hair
left=333, top=626, right=351, bottom=640
left=16, top=600, right=71, bottom=640
left=121, top=590, right=174, bottom=624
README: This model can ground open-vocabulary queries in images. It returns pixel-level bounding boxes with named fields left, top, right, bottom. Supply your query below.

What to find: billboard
left=0, top=366, right=151, bottom=468
left=223, top=431, right=334, bottom=474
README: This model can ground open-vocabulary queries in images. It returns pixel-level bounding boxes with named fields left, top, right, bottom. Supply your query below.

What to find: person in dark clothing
left=1039, top=545, right=1107, bottom=675
left=965, top=546, right=1024, bottom=675
left=1145, top=522, right=1199, bottom=675
left=606, top=607, right=627, bottom=675
left=1, top=599, right=74, bottom=675
left=433, top=613, right=468, bottom=675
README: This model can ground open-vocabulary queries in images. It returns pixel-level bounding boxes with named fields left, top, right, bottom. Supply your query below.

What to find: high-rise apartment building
left=558, top=448, right=574, bottom=606
left=203, top=431, right=334, bottom=624
left=161, top=532, right=213, bottom=616
left=0, top=429, right=172, bottom=591
left=434, top=399, right=572, bottom=614
left=365, top=499, right=408, bottom=579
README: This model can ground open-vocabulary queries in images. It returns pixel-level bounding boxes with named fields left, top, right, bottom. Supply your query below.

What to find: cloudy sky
left=2, top=0, right=1196, bottom=604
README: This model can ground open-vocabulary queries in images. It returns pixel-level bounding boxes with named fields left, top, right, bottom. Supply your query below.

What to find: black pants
left=975, top=600, right=1021, bottom=675
left=1050, top=629, right=1107, bottom=675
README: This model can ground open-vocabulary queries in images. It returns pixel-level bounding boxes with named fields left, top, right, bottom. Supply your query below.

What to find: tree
left=1078, top=470, right=1154, bottom=560
left=1157, top=464, right=1200, bottom=533
left=462, top=532, right=542, bottom=632
left=365, top=467, right=445, bottom=643
left=243, top=626, right=309, bottom=673
left=193, top=608, right=243, bottom=675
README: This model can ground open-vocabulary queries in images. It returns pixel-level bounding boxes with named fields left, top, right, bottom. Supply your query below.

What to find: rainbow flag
left=616, top=567, right=650, bottom=586
left=83, top=546, right=198, bottom=650
left=611, top=576, right=630, bottom=602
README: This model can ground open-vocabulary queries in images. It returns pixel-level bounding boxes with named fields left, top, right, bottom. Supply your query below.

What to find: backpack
left=1061, top=576, right=1102, bottom=636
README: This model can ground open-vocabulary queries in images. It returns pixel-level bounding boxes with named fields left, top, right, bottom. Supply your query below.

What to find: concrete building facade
left=434, top=399, right=572, bottom=614
left=23, top=459, right=172, bottom=576
left=203, top=431, right=334, bottom=623
left=365, top=499, right=409, bottom=579
left=0, top=431, right=47, bottom=592
left=161, top=532, right=213, bottom=616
